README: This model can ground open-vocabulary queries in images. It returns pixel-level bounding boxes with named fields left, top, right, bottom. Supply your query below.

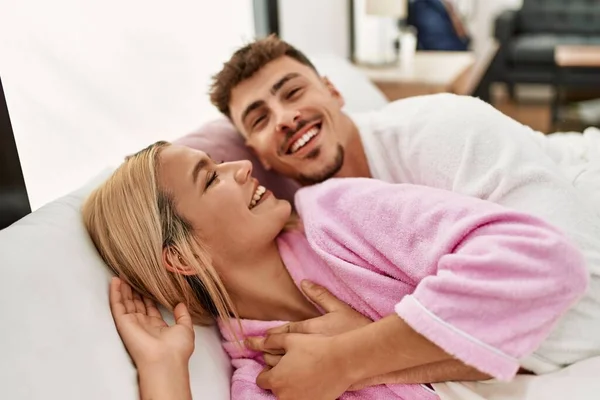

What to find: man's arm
left=349, top=359, right=491, bottom=391
left=266, top=281, right=491, bottom=385
left=250, top=315, right=485, bottom=399
left=332, top=315, right=482, bottom=385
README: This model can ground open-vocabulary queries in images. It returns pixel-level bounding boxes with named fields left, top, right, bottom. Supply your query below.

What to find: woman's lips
left=251, top=189, right=271, bottom=210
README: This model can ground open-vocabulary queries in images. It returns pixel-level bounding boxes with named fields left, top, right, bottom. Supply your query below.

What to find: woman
left=83, top=141, right=587, bottom=399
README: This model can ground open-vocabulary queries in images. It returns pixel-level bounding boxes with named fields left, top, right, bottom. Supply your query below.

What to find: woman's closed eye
left=205, top=170, right=219, bottom=189
left=204, top=161, right=223, bottom=190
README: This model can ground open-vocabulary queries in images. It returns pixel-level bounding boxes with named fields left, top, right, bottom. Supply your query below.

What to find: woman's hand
left=109, top=277, right=195, bottom=368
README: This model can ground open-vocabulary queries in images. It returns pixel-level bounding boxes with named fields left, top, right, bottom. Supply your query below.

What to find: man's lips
left=282, top=120, right=322, bottom=155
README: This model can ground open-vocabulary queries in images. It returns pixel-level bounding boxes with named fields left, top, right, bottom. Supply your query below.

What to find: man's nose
left=275, top=110, right=301, bottom=135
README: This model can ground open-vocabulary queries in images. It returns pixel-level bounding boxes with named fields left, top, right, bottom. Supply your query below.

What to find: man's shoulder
left=370, top=94, right=509, bottom=136
left=352, top=93, right=480, bottom=128
left=383, top=93, right=483, bottom=115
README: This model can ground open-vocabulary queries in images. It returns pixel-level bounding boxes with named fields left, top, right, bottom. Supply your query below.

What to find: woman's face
left=158, top=145, right=292, bottom=263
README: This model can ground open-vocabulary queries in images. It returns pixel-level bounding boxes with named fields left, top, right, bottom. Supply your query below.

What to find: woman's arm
left=324, top=208, right=588, bottom=383
left=138, top=360, right=192, bottom=400
left=109, top=278, right=194, bottom=400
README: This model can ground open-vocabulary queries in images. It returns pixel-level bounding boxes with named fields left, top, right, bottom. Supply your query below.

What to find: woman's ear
left=162, top=247, right=196, bottom=276
left=322, top=76, right=345, bottom=108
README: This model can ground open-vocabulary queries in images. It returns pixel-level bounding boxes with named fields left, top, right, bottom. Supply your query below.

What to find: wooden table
left=355, top=51, right=475, bottom=101
left=552, top=45, right=600, bottom=128
left=555, top=46, right=600, bottom=68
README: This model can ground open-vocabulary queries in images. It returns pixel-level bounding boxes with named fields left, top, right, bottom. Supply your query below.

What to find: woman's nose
left=232, top=160, right=253, bottom=184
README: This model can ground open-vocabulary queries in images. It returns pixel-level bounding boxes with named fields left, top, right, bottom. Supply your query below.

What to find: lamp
left=364, top=0, right=414, bottom=66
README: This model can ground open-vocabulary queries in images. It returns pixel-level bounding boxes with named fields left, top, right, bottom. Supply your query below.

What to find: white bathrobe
left=350, top=93, right=600, bottom=375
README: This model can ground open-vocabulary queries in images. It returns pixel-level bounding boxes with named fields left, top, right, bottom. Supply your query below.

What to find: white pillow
left=309, top=54, right=389, bottom=113
left=0, top=170, right=231, bottom=399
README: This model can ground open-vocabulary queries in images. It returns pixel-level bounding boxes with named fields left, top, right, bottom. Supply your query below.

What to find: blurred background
left=1, top=0, right=599, bottom=210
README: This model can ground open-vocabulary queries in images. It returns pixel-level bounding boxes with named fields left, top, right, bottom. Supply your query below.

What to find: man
left=209, top=35, right=600, bottom=399
left=408, top=0, right=470, bottom=51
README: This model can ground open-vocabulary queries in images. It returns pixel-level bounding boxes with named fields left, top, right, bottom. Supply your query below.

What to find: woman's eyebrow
left=192, top=158, right=209, bottom=184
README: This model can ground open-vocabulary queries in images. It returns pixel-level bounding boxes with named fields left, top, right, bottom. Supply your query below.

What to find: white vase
left=398, top=26, right=417, bottom=68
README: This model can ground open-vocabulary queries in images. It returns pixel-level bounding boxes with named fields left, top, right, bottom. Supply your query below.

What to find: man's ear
left=162, top=247, right=196, bottom=276
left=322, top=76, right=345, bottom=108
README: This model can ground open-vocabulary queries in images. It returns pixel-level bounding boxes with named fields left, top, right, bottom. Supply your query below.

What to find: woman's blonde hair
left=82, top=141, right=238, bottom=327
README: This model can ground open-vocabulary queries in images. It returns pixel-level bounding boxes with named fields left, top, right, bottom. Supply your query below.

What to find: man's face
left=229, top=56, right=347, bottom=185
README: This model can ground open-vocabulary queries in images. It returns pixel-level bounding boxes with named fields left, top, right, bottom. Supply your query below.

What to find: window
left=0, top=0, right=254, bottom=209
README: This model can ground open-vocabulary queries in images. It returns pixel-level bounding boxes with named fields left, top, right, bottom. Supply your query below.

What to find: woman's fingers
left=132, top=291, right=147, bottom=315
left=119, top=278, right=137, bottom=314
left=109, top=277, right=126, bottom=318
left=143, top=296, right=162, bottom=319
left=173, top=303, right=193, bottom=330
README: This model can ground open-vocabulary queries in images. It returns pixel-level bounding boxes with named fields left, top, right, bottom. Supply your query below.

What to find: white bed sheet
left=434, top=355, right=600, bottom=400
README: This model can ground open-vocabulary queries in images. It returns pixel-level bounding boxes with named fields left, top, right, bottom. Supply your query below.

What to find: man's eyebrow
left=240, top=73, right=301, bottom=126
left=270, top=73, right=300, bottom=95
left=192, top=158, right=209, bottom=184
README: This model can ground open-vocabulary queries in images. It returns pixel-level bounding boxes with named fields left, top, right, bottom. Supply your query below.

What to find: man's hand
left=246, top=333, right=353, bottom=400
left=268, top=281, right=372, bottom=336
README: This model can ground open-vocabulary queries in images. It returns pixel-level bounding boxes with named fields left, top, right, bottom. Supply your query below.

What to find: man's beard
left=297, top=144, right=345, bottom=186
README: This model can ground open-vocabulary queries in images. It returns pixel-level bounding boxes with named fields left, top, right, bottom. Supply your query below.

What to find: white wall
left=353, top=0, right=401, bottom=64
left=0, top=0, right=254, bottom=209
left=280, top=0, right=525, bottom=61
left=279, top=0, right=350, bottom=58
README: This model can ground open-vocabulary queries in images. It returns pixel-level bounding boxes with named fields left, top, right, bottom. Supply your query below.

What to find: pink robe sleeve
left=230, top=358, right=277, bottom=400
left=296, top=178, right=588, bottom=381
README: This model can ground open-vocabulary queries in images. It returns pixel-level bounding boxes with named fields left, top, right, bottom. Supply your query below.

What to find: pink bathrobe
left=220, top=178, right=588, bottom=399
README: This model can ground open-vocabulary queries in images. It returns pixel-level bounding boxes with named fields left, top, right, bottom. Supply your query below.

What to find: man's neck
left=335, top=115, right=371, bottom=179
left=220, top=242, right=320, bottom=322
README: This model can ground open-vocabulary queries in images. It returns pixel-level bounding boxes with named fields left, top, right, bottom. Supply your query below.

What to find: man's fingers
left=173, top=303, right=193, bottom=330
left=264, top=333, right=294, bottom=352
left=266, top=323, right=291, bottom=334
left=256, top=366, right=272, bottom=390
left=263, top=353, right=282, bottom=367
left=245, top=336, right=285, bottom=355
left=267, top=319, right=318, bottom=335
left=301, top=280, right=345, bottom=313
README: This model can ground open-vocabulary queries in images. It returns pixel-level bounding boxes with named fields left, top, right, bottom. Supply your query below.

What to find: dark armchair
left=493, top=0, right=600, bottom=95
